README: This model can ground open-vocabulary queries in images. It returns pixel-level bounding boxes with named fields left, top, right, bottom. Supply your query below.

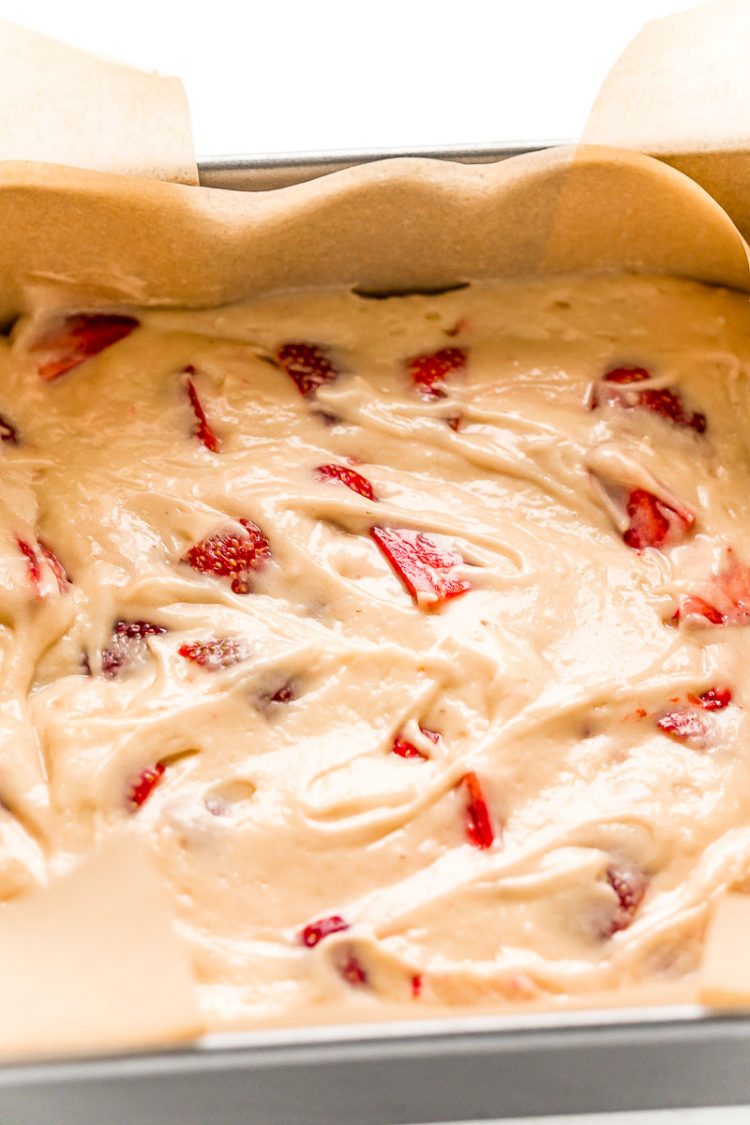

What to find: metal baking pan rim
left=4, top=1007, right=750, bottom=1124
left=0, top=1002, right=728, bottom=1073
left=196, top=140, right=568, bottom=191
left=0, top=1002, right=724, bottom=1076
left=0, top=1005, right=740, bottom=1073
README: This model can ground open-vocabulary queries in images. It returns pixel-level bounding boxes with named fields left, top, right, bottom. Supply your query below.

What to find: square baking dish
left=1, top=144, right=749, bottom=1125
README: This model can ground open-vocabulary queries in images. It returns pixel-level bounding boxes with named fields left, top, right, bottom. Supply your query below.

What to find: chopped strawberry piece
left=639, top=388, right=706, bottom=434
left=391, top=736, right=425, bottom=759
left=675, top=551, right=750, bottom=627
left=408, top=346, right=466, bottom=399
left=185, top=370, right=221, bottom=453
left=0, top=413, right=18, bottom=444
left=673, top=596, right=727, bottom=626
left=271, top=683, right=295, bottom=704
left=370, top=526, right=471, bottom=608
left=407, top=346, right=466, bottom=400
left=623, top=489, right=669, bottom=550
left=462, top=771, right=495, bottom=849
left=102, top=620, right=167, bottom=679
left=391, top=726, right=439, bottom=760
left=688, top=686, right=732, bottom=711
left=315, top=463, right=377, bottom=500
left=34, top=313, right=138, bottom=381
left=276, top=342, right=338, bottom=397
left=592, top=366, right=706, bottom=433
left=706, top=554, right=750, bottom=623
left=588, top=450, right=694, bottom=551
left=300, top=914, right=350, bottom=948
left=110, top=620, right=166, bottom=641
left=38, top=541, right=69, bottom=591
left=338, top=953, right=368, bottom=987
left=602, top=366, right=650, bottom=387
left=17, top=536, right=70, bottom=596
left=183, top=519, right=270, bottom=595
left=178, top=637, right=247, bottom=670
left=623, top=488, right=692, bottom=551
left=605, top=866, right=647, bottom=935
left=16, top=537, right=41, bottom=594
left=656, top=707, right=710, bottom=745
left=129, top=762, right=166, bottom=808
left=411, top=973, right=423, bottom=999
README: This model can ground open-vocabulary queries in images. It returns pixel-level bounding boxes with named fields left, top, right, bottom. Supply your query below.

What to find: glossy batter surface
left=3, top=275, right=750, bottom=1029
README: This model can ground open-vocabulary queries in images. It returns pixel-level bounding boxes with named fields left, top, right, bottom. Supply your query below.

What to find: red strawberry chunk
left=592, top=366, right=706, bottom=433
left=623, top=489, right=669, bottom=550
left=270, top=683, right=296, bottom=704
left=656, top=707, right=710, bottom=745
left=34, top=313, right=138, bottom=381
left=184, top=519, right=270, bottom=595
left=639, top=388, right=706, bottom=433
left=16, top=537, right=41, bottom=594
left=300, top=914, right=350, bottom=948
left=391, top=726, right=439, bottom=760
left=130, top=762, right=166, bottom=808
left=315, top=463, right=377, bottom=500
left=675, top=551, right=750, bottom=627
left=605, top=866, right=647, bottom=936
left=411, top=973, right=423, bottom=999
left=392, top=736, right=425, bottom=760
left=602, top=366, right=650, bottom=387
left=623, top=488, right=692, bottom=551
left=39, top=541, right=69, bottom=591
left=688, top=686, right=732, bottom=711
left=102, top=620, right=167, bottom=679
left=178, top=637, right=248, bottom=670
left=15, top=538, right=69, bottom=597
left=462, top=771, right=495, bottom=849
left=407, top=347, right=466, bottom=400
left=708, top=554, right=750, bottom=623
left=276, top=343, right=338, bottom=397
left=673, top=596, right=726, bottom=626
left=185, top=370, right=221, bottom=453
left=0, top=413, right=18, bottom=444
left=338, top=952, right=368, bottom=987
left=370, top=526, right=471, bottom=608
left=111, top=620, right=166, bottom=640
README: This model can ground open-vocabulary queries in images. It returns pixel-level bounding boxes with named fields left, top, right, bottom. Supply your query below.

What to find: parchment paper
left=0, top=139, right=748, bottom=327
left=0, top=2, right=746, bottom=319
left=584, top=0, right=750, bottom=246
left=0, top=20, right=197, bottom=184
left=0, top=838, right=202, bottom=1057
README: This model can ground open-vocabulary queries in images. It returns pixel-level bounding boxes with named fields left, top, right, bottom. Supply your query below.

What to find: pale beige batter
left=2, top=274, right=750, bottom=1029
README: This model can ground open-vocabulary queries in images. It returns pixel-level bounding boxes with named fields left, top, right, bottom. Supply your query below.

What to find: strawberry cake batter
left=2, top=273, right=750, bottom=1027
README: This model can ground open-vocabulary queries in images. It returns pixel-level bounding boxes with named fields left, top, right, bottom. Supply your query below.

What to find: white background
left=0, top=2, right=739, bottom=1121
left=0, top=0, right=698, bottom=157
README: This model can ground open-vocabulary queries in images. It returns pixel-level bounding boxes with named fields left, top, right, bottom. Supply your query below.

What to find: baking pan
left=1, top=145, right=749, bottom=1125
